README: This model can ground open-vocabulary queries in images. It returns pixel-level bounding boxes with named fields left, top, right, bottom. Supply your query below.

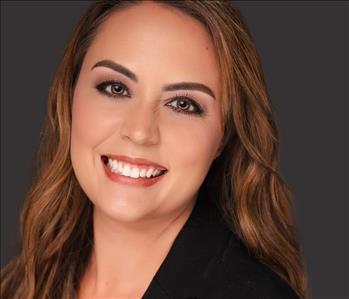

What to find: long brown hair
left=1, top=1, right=309, bottom=298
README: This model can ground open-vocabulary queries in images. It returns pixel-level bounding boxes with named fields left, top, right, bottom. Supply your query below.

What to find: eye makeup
left=94, top=79, right=206, bottom=117
left=165, top=92, right=205, bottom=117
left=95, top=79, right=132, bottom=98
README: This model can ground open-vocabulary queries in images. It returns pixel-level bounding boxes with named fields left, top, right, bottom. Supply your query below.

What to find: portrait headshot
left=1, top=1, right=347, bottom=299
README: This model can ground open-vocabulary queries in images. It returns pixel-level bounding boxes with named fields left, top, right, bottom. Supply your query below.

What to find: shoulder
left=200, top=231, right=301, bottom=299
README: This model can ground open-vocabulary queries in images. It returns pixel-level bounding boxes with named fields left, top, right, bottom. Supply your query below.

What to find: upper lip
left=102, top=154, right=167, bottom=170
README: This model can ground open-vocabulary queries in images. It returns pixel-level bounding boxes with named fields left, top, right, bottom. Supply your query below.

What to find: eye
left=166, top=93, right=204, bottom=117
left=95, top=80, right=131, bottom=98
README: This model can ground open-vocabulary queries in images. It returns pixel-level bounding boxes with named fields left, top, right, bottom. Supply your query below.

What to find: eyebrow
left=91, top=59, right=216, bottom=100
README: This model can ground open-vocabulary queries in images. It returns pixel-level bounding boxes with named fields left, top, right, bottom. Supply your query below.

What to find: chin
left=93, top=194, right=160, bottom=224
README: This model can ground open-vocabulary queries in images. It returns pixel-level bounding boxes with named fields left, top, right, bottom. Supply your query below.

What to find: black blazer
left=142, top=189, right=300, bottom=299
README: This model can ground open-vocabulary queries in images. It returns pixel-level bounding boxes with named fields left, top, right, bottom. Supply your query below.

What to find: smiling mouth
left=101, top=155, right=167, bottom=179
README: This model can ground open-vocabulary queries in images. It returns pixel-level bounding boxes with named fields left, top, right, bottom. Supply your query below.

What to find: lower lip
left=102, top=159, right=167, bottom=187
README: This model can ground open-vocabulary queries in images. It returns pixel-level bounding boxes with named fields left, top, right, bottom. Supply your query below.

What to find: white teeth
left=146, top=167, right=154, bottom=178
left=117, top=162, right=123, bottom=173
left=140, top=169, right=147, bottom=178
left=130, top=167, right=140, bottom=178
left=111, top=160, right=118, bottom=172
left=122, top=164, right=131, bottom=177
left=106, top=158, right=164, bottom=179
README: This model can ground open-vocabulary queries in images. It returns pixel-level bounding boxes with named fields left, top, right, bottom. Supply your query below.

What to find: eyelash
left=95, top=79, right=205, bottom=117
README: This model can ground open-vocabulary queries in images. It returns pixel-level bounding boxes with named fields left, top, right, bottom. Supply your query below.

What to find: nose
left=120, top=101, right=160, bottom=146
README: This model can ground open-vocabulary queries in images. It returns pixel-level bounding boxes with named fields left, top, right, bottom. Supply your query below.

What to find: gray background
left=1, top=1, right=348, bottom=299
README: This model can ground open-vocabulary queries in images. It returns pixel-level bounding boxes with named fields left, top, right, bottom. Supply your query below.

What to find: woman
left=1, top=1, right=308, bottom=298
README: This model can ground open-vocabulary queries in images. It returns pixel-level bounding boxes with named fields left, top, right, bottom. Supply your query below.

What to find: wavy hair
left=1, top=1, right=308, bottom=298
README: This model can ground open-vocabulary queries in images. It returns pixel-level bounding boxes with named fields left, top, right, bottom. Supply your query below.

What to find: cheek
left=167, top=123, right=218, bottom=162
left=70, top=86, right=123, bottom=151
left=163, top=99, right=222, bottom=164
left=70, top=87, right=122, bottom=195
left=160, top=113, right=222, bottom=186
left=71, top=100, right=98, bottom=148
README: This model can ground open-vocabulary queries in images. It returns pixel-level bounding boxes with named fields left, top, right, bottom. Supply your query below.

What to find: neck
left=79, top=198, right=197, bottom=298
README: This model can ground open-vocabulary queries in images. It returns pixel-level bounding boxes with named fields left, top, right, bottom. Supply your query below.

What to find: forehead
left=82, top=2, right=221, bottom=97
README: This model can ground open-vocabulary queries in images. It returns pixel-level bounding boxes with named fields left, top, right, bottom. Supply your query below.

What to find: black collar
left=142, top=188, right=236, bottom=299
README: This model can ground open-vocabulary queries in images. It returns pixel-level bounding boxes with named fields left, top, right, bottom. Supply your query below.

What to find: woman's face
left=71, top=2, right=223, bottom=223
